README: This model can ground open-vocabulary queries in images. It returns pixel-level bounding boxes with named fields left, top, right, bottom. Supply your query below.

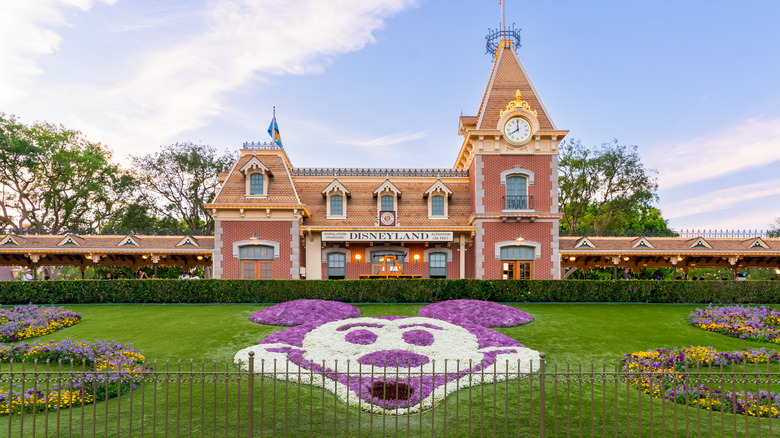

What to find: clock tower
left=456, top=28, right=567, bottom=280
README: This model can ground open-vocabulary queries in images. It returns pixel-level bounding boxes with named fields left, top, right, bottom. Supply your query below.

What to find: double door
left=502, top=261, right=533, bottom=279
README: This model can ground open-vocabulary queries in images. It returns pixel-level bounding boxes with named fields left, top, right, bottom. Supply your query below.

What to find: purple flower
left=250, top=300, right=360, bottom=326
left=418, top=300, right=533, bottom=327
left=0, top=304, right=81, bottom=342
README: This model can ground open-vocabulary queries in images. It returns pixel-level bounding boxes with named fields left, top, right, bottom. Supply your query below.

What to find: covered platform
left=560, top=235, right=780, bottom=279
left=0, top=233, right=214, bottom=279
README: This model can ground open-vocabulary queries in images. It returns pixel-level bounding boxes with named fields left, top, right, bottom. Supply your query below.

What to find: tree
left=559, top=139, right=660, bottom=234
left=769, top=218, right=780, bottom=238
left=131, top=143, right=233, bottom=234
left=0, top=113, right=130, bottom=234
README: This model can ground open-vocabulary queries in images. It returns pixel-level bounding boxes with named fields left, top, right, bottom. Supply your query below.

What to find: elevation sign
left=321, top=231, right=453, bottom=242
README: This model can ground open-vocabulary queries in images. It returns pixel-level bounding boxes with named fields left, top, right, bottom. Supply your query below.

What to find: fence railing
left=561, top=229, right=777, bottom=238
left=2, top=355, right=778, bottom=437
left=503, top=195, right=533, bottom=211
left=291, top=168, right=469, bottom=178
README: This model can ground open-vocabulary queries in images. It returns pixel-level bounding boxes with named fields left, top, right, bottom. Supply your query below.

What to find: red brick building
left=207, top=39, right=567, bottom=280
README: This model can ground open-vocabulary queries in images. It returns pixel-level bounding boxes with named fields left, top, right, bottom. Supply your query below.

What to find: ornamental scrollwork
left=500, top=89, right=538, bottom=118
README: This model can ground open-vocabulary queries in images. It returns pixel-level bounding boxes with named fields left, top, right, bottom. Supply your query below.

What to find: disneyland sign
left=321, top=231, right=453, bottom=242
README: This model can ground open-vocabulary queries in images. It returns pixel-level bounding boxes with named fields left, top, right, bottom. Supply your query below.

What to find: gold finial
left=500, top=89, right=537, bottom=118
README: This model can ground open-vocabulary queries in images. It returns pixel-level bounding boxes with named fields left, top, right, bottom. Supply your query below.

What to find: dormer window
left=322, top=179, right=350, bottom=219
left=431, top=196, right=444, bottom=216
left=330, top=195, right=344, bottom=216
left=381, top=195, right=394, bottom=211
left=249, top=173, right=263, bottom=195
left=424, top=179, right=452, bottom=219
left=373, top=180, right=401, bottom=222
left=240, top=156, right=272, bottom=197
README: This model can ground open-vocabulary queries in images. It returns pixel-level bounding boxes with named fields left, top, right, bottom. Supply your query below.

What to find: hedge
left=0, top=279, right=779, bottom=305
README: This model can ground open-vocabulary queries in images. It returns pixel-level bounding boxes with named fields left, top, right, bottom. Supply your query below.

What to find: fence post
left=248, top=351, right=254, bottom=438
left=539, top=352, right=545, bottom=438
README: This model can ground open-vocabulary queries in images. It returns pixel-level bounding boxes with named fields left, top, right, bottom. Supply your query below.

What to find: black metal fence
left=2, top=355, right=778, bottom=437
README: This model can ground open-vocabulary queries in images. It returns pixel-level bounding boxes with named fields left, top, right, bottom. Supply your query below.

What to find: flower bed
left=249, top=299, right=361, bottom=326
left=688, top=305, right=780, bottom=343
left=0, top=304, right=81, bottom=342
left=623, top=346, right=780, bottom=419
left=236, top=300, right=540, bottom=414
left=0, top=339, right=148, bottom=415
left=418, top=299, right=533, bottom=327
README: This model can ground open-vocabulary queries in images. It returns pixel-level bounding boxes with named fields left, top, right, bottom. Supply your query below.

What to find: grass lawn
left=4, top=302, right=780, bottom=436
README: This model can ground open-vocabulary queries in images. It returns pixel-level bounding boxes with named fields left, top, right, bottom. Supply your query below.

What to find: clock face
left=380, top=211, right=395, bottom=226
left=504, top=117, right=532, bottom=144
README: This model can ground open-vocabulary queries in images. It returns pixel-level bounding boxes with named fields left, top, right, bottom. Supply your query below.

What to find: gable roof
left=475, top=41, right=556, bottom=131
left=117, top=235, right=140, bottom=247
left=746, top=237, right=769, bottom=249
left=632, top=237, right=654, bottom=249
left=210, top=153, right=301, bottom=206
left=423, top=179, right=453, bottom=197
left=57, top=234, right=83, bottom=247
left=574, top=237, right=596, bottom=249
left=373, top=179, right=402, bottom=197
left=0, top=235, right=23, bottom=246
left=688, top=237, right=712, bottom=249
left=239, top=156, right=272, bottom=175
left=176, top=236, right=199, bottom=247
left=321, top=179, right=351, bottom=197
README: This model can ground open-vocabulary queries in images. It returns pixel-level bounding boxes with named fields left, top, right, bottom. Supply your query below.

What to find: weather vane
left=486, top=0, right=521, bottom=56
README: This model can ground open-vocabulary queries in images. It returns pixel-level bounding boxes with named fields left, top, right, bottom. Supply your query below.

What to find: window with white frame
left=327, top=252, right=346, bottom=279
left=505, top=175, right=529, bottom=210
left=431, top=195, right=445, bottom=217
left=381, top=195, right=394, bottom=211
left=429, top=252, right=447, bottom=278
left=249, top=173, right=263, bottom=195
left=330, top=194, right=344, bottom=217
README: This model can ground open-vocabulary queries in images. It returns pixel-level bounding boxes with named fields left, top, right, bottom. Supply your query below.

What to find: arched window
left=431, top=195, right=445, bottom=217
left=500, top=245, right=534, bottom=279
left=239, top=245, right=274, bottom=279
left=381, top=195, right=394, bottom=212
left=429, top=252, right=447, bottom=278
left=249, top=173, right=264, bottom=195
left=506, top=175, right=528, bottom=210
left=330, top=195, right=344, bottom=217
left=327, top=252, right=346, bottom=279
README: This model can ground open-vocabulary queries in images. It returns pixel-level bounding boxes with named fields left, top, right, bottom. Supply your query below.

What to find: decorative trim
left=117, top=235, right=140, bottom=247
left=499, top=90, right=538, bottom=118
left=239, top=156, right=272, bottom=176
left=367, top=245, right=409, bottom=261
left=232, top=239, right=280, bottom=259
left=574, top=237, right=596, bottom=249
left=423, top=179, right=453, bottom=197
left=494, top=240, right=542, bottom=260
left=746, top=237, right=769, bottom=249
left=176, top=236, right=200, bottom=247
left=0, top=235, right=21, bottom=246
left=321, top=179, right=351, bottom=196
left=322, top=245, right=352, bottom=263
left=632, top=237, right=654, bottom=249
left=57, top=235, right=81, bottom=247
left=500, top=166, right=535, bottom=186
left=689, top=237, right=713, bottom=249
left=372, top=179, right=402, bottom=196
left=423, top=246, right=453, bottom=263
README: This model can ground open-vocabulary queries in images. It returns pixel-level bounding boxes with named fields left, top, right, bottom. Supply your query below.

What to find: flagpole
left=501, top=0, right=505, bottom=31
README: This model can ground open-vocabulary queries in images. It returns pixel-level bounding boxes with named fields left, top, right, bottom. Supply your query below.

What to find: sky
left=2, top=0, right=780, bottom=231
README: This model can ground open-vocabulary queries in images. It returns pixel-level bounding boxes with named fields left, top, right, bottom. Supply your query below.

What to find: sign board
left=321, top=231, right=454, bottom=242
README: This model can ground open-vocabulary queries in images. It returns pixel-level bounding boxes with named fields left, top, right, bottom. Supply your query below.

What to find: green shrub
left=0, top=279, right=779, bottom=304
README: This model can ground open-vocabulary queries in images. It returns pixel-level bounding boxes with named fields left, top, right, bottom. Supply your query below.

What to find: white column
left=305, top=233, right=322, bottom=280
left=459, top=234, right=466, bottom=279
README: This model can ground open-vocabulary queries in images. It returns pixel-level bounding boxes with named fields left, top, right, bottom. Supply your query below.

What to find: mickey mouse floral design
left=234, top=299, right=541, bottom=414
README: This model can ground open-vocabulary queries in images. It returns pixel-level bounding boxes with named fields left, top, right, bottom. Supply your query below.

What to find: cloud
left=648, top=117, right=780, bottom=189
left=335, top=130, right=428, bottom=148
left=1, top=0, right=419, bottom=158
left=662, top=178, right=780, bottom=219
left=0, top=0, right=117, bottom=101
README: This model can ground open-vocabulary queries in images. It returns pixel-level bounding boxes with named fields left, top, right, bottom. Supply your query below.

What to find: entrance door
left=241, top=261, right=273, bottom=279
left=502, top=261, right=533, bottom=279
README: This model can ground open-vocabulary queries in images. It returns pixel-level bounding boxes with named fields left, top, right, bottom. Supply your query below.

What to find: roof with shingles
left=295, top=179, right=472, bottom=227
left=210, top=153, right=300, bottom=205
left=0, top=235, right=214, bottom=251
left=560, top=237, right=780, bottom=252
left=475, top=42, right=555, bottom=131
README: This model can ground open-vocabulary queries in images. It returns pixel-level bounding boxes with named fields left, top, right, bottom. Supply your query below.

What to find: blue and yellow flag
left=267, top=113, right=283, bottom=147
